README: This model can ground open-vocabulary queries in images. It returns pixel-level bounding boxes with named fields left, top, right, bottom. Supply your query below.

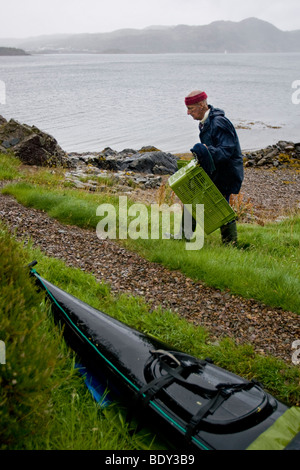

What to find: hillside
left=1, top=18, right=300, bottom=54
left=0, top=47, right=29, bottom=56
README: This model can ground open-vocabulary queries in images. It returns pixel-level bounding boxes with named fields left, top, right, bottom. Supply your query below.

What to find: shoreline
left=66, top=138, right=300, bottom=170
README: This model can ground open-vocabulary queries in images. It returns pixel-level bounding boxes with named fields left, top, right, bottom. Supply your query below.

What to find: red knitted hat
left=185, top=91, right=207, bottom=106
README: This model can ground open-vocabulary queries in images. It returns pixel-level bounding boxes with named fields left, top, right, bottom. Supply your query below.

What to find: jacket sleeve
left=205, top=117, right=238, bottom=165
left=190, top=143, right=216, bottom=175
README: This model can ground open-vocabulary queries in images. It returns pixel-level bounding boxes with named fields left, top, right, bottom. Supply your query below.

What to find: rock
left=119, top=148, right=138, bottom=155
left=0, top=116, right=7, bottom=126
left=276, top=140, right=294, bottom=151
left=243, top=141, right=300, bottom=168
left=90, top=149, right=178, bottom=175
left=0, top=116, right=72, bottom=168
left=0, top=115, right=177, bottom=174
left=2, top=137, right=20, bottom=148
left=284, top=145, right=295, bottom=152
left=138, top=145, right=161, bottom=153
left=256, top=148, right=278, bottom=166
left=64, top=157, right=163, bottom=191
left=102, top=147, right=118, bottom=156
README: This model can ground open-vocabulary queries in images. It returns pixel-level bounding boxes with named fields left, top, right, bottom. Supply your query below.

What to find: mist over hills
left=1, top=18, right=300, bottom=54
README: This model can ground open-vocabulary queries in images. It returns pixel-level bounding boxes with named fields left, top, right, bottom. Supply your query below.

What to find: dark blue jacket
left=199, top=105, right=244, bottom=196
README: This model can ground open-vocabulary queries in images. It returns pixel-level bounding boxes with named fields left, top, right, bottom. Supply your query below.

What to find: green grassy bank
left=1, top=226, right=300, bottom=450
left=1, top=153, right=300, bottom=449
left=2, top=179, right=299, bottom=314
left=0, top=226, right=171, bottom=450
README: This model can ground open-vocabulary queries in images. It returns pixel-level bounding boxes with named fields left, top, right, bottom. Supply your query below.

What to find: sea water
left=0, top=52, right=299, bottom=153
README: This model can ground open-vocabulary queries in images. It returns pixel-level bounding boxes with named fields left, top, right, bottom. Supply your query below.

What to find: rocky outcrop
left=68, top=146, right=179, bottom=175
left=0, top=116, right=178, bottom=174
left=0, top=116, right=72, bottom=167
left=64, top=164, right=163, bottom=192
left=243, top=141, right=300, bottom=168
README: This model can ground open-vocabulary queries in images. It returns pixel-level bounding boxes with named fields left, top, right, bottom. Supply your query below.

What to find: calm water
left=0, top=53, right=299, bottom=153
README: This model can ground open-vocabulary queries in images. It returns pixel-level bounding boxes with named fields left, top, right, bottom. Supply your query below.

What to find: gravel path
left=0, top=167, right=299, bottom=364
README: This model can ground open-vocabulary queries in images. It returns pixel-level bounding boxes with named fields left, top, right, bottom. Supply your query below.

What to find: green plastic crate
left=168, top=159, right=236, bottom=235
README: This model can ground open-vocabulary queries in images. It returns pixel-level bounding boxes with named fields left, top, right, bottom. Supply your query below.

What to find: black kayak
left=29, top=262, right=300, bottom=451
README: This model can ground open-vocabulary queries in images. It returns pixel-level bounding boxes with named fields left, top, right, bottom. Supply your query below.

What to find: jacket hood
left=208, top=105, right=225, bottom=118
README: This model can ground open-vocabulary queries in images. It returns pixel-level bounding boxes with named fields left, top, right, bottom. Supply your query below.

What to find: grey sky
left=1, top=0, right=299, bottom=38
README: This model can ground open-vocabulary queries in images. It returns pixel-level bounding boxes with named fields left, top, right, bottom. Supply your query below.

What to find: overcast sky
left=1, top=0, right=299, bottom=38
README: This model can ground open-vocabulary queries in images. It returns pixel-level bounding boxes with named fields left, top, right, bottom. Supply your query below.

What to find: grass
left=0, top=226, right=167, bottom=450
left=0, top=151, right=66, bottom=187
left=0, top=152, right=23, bottom=180
left=124, top=216, right=300, bottom=314
left=2, top=179, right=300, bottom=314
left=1, top=154, right=300, bottom=448
left=2, top=181, right=119, bottom=229
left=1, top=224, right=300, bottom=451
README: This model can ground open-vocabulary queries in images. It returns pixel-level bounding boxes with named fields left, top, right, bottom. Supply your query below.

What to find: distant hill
left=1, top=18, right=300, bottom=54
left=0, top=47, right=30, bottom=56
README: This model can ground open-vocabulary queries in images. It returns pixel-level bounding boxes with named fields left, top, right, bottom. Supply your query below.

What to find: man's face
left=186, top=102, right=207, bottom=121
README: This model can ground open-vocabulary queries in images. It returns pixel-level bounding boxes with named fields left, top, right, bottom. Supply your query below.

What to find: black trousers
left=182, top=194, right=232, bottom=236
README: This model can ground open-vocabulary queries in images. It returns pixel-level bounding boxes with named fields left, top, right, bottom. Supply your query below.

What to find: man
left=185, top=90, right=244, bottom=244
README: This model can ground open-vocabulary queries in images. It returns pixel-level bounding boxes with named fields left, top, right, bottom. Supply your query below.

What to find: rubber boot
left=220, top=221, right=238, bottom=245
